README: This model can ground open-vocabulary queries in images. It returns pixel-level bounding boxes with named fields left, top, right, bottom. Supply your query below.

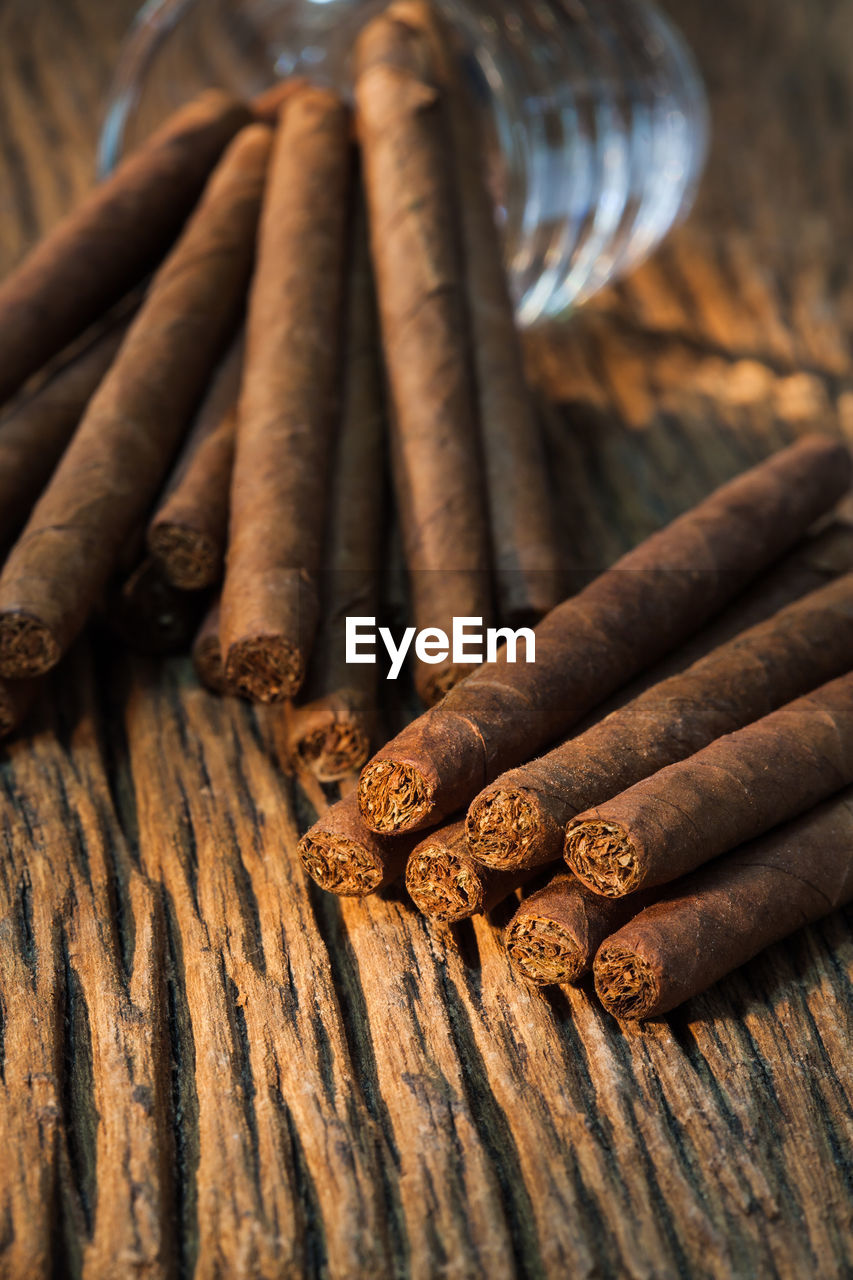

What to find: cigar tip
left=593, top=942, right=659, bottom=1019
left=294, top=720, right=372, bottom=785
left=505, top=914, right=585, bottom=986
left=405, top=845, right=484, bottom=922
left=149, top=523, right=221, bottom=592
left=225, top=636, right=304, bottom=704
left=299, top=828, right=385, bottom=897
left=0, top=611, right=61, bottom=679
left=565, top=818, right=641, bottom=897
left=358, top=758, right=434, bottom=833
left=466, top=786, right=540, bottom=869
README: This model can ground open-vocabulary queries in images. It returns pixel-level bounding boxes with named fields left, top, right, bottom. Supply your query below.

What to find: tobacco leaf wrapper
left=405, top=820, right=532, bottom=924
left=0, top=307, right=134, bottom=552
left=354, top=9, right=493, bottom=706
left=566, top=671, right=853, bottom=897
left=504, top=874, right=657, bottom=986
left=594, top=790, right=853, bottom=1019
left=148, top=333, right=244, bottom=590
left=0, top=90, right=251, bottom=403
left=221, top=88, right=351, bottom=704
left=0, top=124, right=272, bottom=679
left=391, top=0, right=562, bottom=624
left=286, top=196, right=385, bottom=780
left=358, top=435, right=851, bottom=835
left=467, top=569, right=853, bottom=872
left=299, top=792, right=416, bottom=898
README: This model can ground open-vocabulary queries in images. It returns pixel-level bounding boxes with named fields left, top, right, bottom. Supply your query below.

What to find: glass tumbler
left=100, top=0, right=709, bottom=325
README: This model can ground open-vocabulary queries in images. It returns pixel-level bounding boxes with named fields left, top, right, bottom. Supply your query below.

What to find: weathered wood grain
left=0, top=0, right=851, bottom=1277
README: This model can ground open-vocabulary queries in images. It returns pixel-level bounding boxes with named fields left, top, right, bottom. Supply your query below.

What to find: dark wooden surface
left=0, top=1, right=851, bottom=1277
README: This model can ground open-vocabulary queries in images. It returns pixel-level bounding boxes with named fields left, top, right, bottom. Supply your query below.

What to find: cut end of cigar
left=148, top=523, right=221, bottom=591
left=594, top=943, right=659, bottom=1020
left=225, top=636, right=304, bottom=704
left=0, top=613, right=61, bottom=679
left=505, top=915, right=585, bottom=986
left=467, top=788, right=539, bottom=869
left=565, top=819, right=641, bottom=897
left=405, top=845, right=484, bottom=922
left=358, top=759, right=434, bottom=833
left=299, top=830, right=386, bottom=897
left=296, top=721, right=372, bottom=785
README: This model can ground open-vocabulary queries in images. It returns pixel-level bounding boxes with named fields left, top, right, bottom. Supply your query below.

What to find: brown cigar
left=358, top=435, right=851, bottom=835
left=566, top=672, right=853, bottom=897
left=286, top=196, right=385, bottom=781
left=0, top=91, right=251, bottom=403
left=0, top=306, right=136, bottom=552
left=588, top=518, right=853, bottom=716
left=405, top=820, right=532, bottom=924
left=466, top=570, right=853, bottom=872
left=390, top=1, right=562, bottom=624
left=0, top=124, right=271, bottom=679
left=354, top=9, right=492, bottom=705
left=505, top=874, right=658, bottom=986
left=221, top=88, right=352, bottom=704
left=147, top=333, right=243, bottom=590
left=593, top=790, right=853, bottom=1019
left=298, top=792, right=416, bottom=897
left=192, top=599, right=230, bottom=695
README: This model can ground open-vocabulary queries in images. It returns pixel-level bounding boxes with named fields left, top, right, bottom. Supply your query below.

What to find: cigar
left=590, top=519, right=853, bottom=715
left=147, top=332, right=243, bottom=589
left=390, top=1, right=562, bottom=624
left=358, top=435, right=851, bottom=835
left=405, top=820, right=532, bottom=924
left=286, top=197, right=385, bottom=781
left=192, top=599, right=230, bottom=695
left=107, top=557, right=207, bottom=655
left=466, top=570, right=853, bottom=873
left=0, top=91, right=251, bottom=403
left=504, top=874, right=657, bottom=986
left=354, top=9, right=493, bottom=705
left=566, top=671, right=853, bottom=897
left=298, top=792, right=416, bottom=897
left=0, top=124, right=272, bottom=679
left=288, top=693, right=375, bottom=783
left=0, top=307, right=135, bottom=551
left=593, top=790, right=853, bottom=1019
left=221, top=88, right=352, bottom=704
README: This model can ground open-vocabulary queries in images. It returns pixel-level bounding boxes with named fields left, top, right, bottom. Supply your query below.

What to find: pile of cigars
left=0, top=2, right=851, bottom=1021
left=0, top=0, right=562, bottom=749
left=307, top=444, right=853, bottom=1021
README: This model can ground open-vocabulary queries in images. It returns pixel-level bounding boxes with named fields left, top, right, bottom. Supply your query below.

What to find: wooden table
left=1, top=1, right=851, bottom=1276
